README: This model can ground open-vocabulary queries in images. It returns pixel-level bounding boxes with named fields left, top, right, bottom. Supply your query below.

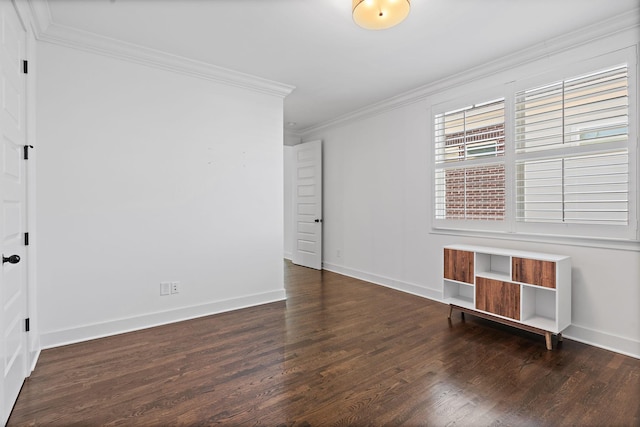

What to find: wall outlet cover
left=160, top=282, right=171, bottom=296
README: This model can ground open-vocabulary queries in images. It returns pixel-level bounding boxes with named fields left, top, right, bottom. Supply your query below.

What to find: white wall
left=37, top=42, right=286, bottom=347
left=296, top=28, right=640, bottom=357
left=283, top=146, right=294, bottom=259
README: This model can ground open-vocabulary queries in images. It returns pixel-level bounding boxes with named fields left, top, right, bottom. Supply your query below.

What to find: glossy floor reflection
left=8, top=261, right=640, bottom=425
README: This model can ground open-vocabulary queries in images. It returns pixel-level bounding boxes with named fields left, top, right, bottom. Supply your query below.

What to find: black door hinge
left=23, top=60, right=28, bottom=74
left=25, top=318, right=30, bottom=332
left=23, top=145, right=33, bottom=160
left=24, top=232, right=29, bottom=246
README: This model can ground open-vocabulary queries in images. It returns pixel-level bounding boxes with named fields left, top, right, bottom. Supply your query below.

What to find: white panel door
left=292, top=140, right=322, bottom=270
left=0, top=1, right=28, bottom=424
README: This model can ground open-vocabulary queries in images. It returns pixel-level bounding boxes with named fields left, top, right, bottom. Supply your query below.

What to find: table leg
left=545, top=332, right=552, bottom=350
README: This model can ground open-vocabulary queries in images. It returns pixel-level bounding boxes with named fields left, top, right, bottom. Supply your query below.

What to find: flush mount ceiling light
left=352, top=0, right=410, bottom=30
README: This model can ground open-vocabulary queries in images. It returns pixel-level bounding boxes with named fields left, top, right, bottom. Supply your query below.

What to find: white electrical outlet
left=171, top=281, right=180, bottom=294
left=337, top=249, right=342, bottom=258
left=160, top=282, right=171, bottom=296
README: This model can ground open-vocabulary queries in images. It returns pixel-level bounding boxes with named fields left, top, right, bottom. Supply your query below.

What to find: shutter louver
left=435, top=99, right=505, bottom=220
left=516, top=150, right=629, bottom=224
left=514, top=65, right=629, bottom=226
left=515, top=66, right=628, bottom=153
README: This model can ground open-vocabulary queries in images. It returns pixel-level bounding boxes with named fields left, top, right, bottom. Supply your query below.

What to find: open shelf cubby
left=475, top=252, right=510, bottom=282
left=443, top=280, right=474, bottom=310
left=521, top=285, right=557, bottom=329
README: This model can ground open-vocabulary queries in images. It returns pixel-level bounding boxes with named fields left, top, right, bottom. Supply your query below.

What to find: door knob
left=2, top=254, right=20, bottom=264
left=314, top=219, right=323, bottom=223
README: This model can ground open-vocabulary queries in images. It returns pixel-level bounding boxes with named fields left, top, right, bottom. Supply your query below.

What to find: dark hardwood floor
left=8, top=261, right=640, bottom=426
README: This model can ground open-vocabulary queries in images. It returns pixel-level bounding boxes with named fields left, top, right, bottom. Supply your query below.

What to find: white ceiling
left=44, top=0, right=639, bottom=133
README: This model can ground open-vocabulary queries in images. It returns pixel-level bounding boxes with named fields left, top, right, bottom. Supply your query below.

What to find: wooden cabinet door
left=476, top=277, right=520, bottom=320
left=512, top=258, right=556, bottom=288
left=444, top=249, right=474, bottom=284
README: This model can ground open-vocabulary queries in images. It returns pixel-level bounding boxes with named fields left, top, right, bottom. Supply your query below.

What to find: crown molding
left=284, top=129, right=303, bottom=146
left=300, top=8, right=640, bottom=136
left=26, top=0, right=51, bottom=37
left=31, top=5, right=295, bottom=98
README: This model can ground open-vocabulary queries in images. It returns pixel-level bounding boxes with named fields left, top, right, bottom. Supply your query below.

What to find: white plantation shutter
left=515, top=150, right=629, bottom=224
left=434, top=99, right=506, bottom=222
left=514, top=65, right=631, bottom=229
left=433, top=48, right=637, bottom=241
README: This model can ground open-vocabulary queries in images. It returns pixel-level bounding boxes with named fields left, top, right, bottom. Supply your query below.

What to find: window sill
left=430, top=227, right=640, bottom=252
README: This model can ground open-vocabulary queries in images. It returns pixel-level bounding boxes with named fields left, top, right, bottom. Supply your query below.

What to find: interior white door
left=0, top=1, right=28, bottom=424
left=292, top=140, right=322, bottom=270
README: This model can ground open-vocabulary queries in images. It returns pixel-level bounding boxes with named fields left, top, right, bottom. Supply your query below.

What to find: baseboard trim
left=40, top=289, right=286, bottom=350
left=322, top=262, right=639, bottom=359
left=39, top=264, right=640, bottom=359
left=29, top=348, right=41, bottom=373
left=322, top=262, right=442, bottom=302
left=562, top=324, right=640, bottom=359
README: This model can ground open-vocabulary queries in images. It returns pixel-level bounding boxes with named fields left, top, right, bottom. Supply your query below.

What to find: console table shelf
left=443, top=245, right=571, bottom=350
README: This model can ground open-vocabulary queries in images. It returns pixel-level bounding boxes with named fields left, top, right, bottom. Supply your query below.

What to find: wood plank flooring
left=8, top=261, right=640, bottom=426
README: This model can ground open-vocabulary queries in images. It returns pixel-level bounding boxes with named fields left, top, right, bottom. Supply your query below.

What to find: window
left=515, top=65, right=630, bottom=228
left=434, top=99, right=506, bottom=221
left=433, top=54, right=637, bottom=241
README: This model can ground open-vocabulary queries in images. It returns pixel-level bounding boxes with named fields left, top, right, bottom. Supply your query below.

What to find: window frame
left=431, top=47, right=638, bottom=242
left=432, top=90, right=511, bottom=233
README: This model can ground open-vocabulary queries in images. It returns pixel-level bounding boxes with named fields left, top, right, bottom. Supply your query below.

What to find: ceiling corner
left=26, top=0, right=52, bottom=38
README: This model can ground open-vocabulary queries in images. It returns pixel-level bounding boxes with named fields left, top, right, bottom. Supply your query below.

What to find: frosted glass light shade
left=352, top=0, right=410, bottom=30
